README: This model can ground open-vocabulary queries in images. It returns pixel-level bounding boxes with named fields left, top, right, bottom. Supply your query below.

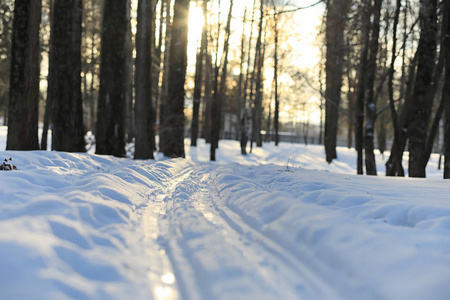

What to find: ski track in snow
left=154, top=160, right=338, bottom=300
left=1, top=143, right=450, bottom=300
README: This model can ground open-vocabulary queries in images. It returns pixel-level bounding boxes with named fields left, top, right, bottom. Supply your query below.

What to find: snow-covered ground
left=1, top=127, right=449, bottom=300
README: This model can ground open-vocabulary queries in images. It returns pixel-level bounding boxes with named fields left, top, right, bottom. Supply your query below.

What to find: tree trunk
left=134, top=0, right=155, bottom=159
left=324, top=0, right=350, bottom=163
left=355, top=0, right=371, bottom=175
left=238, top=8, right=247, bottom=153
left=364, top=0, right=382, bottom=176
left=240, top=1, right=257, bottom=154
left=424, top=0, right=449, bottom=165
left=95, top=0, right=128, bottom=157
left=386, top=0, right=402, bottom=176
left=211, top=0, right=233, bottom=161
left=443, top=0, right=450, bottom=178
left=7, top=0, right=41, bottom=150
left=41, top=0, right=54, bottom=150
left=273, top=12, right=280, bottom=146
left=202, top=54, right=212, bottom=143
left=48, top=0, right=85, bottom=152
left=253, top=1, right=264, bottom=148
left=125, top=1, right=134, bottom=143
left=407, top=0, right=438, bottom=177
left=158, top=0, right=172, bottom=152
left=162, top=0, right=190, bottom=158
left=191, top=0, right=207, bottom=147
left=248, top=0, right=264, bottom=153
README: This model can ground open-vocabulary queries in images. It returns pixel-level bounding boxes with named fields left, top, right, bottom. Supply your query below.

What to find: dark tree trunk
left=125, top=2, right=134, bottom=143
left=424, top=0, right=449, bottom=165
left=41, top=0, right=54, bottom=150
left=240, top=1, right=256, bottom=154
left=253, top=0, right=264, bottom=148
left=202, top=54, right=212, bottom=143
left=48, top=0, right=85, bottom=152
left=324, top=0, right=350, bottom=163
left=158, top=0, right=172, bottom=152
left=355, top=0, right=371, bottom=175
left=162, top=0, right=190, bottom=158
left=95, top=0, right=128, bottom=157
left=248, top=0, right=264, bottom=153
left=407, top=0, right=438, bottom=177
left=211, top=0, right=233, bottom=161
left=443, top=0, right=450, bottom=178
left=7, top=0, right=41, bottom=150
left=346, top=64, right=356, bottom=149
left=134, top=0, right=155, bottom=159
left=273, top=14, right=280, bottom=146
left=386, top=0, right=402, bottom=176
left=238, top=8, right=247, bottom=153
left=191, top=0, right=207, bottom=147
left=364, top=0, right=382, bottom=176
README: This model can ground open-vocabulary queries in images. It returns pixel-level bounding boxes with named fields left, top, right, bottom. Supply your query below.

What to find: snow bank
left=0, top=135, right=449, bottom=300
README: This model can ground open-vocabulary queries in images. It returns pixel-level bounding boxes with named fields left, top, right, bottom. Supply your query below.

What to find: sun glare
left=187, top=3, right=204, bottom=54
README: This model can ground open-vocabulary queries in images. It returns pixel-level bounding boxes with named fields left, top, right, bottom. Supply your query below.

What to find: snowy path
left=1, top=146, right=450, bottom=300
left=147, top=160, right=339, bottom=300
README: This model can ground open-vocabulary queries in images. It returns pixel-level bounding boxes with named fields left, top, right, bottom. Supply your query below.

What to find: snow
left=0, top=127, right=450, bottom=300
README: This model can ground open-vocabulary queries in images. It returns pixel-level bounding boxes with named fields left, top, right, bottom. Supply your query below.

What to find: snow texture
left=0, top=127, right=449, bottom=300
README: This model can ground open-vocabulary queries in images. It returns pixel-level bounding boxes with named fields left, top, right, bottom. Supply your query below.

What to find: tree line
left=2, top=0, right=307, bottom=158
left=323, top=0, right=450, bottom=178
left=2, top=0, right=450, bottom=178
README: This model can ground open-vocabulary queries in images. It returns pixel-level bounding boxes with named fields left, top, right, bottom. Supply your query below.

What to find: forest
left=0, top=0, right=449, bottom=178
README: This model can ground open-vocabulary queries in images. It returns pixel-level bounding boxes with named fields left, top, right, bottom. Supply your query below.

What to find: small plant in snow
left=0, top=158, right=17, bottom=171
left=278, top=157, right=294, bottom=172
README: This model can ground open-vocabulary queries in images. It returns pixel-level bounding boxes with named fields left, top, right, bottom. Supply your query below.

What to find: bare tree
left=191, top=0, right=208, bottom=147
left=0, top=1, right=14, bottom=122
left=95, top=0, right=129, bottom=157
left=407, top=0, right=438, bottom=177
left=324, top=0, right=351, bottom=163
left=135, top=0, right=156, bottom=159
left=162, top=0, right=190, bottom=158
left=7, top=0, right=41, bottom=150
left=443, top=0, right=450, bottom=178
left=363, top=0, right=382, bottom=175
left=210, top=0, right=233, bottom=161
left=48, top=0, right=85, bottom=152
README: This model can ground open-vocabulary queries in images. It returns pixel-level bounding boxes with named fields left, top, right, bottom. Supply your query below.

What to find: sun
left=187, top=3, right=205, bottom=51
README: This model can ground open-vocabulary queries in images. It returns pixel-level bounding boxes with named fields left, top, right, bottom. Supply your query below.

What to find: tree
left=6, top=0, right=41, bottom=150
left=407, top=0, right=438, bottom=177
left=95, top=0, right=129, bottom=157
left=161, top=0, right=190, bottom=158
left=354, top=0, right=371, bottom=174
left=385, top=0, right=403, bottom=176
left=0, top=1, right=14, bottom=122
left=48, top=0, right=85, bottom=152
left=191, top=0, right=208, bottom=147
left=251, top=0, right=264, bottom=149
left=272, top=1, right=280, bottom=146
left=240, top=0, right=257, bottom=155
left=211, top=0, right=233, bottom=161
left=363, top=0, right=382, bottom=175
left=158, top=0, right=172, bottom=152
left=324, top=0, right=350, bottom=163
left=238, top=7, right=248, bottom=153
left=135, top=0, right=155, bottom=159
left=443, top=0, right=450, bottom=178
